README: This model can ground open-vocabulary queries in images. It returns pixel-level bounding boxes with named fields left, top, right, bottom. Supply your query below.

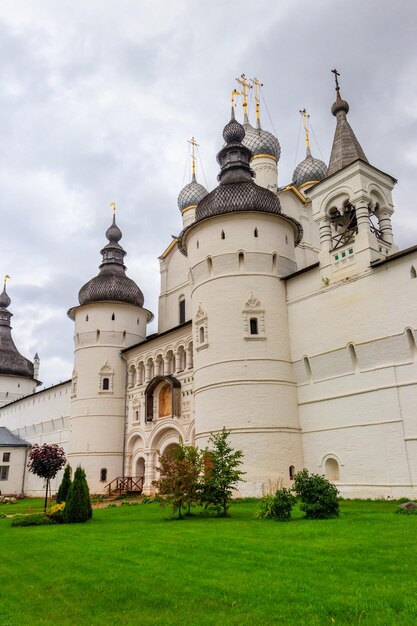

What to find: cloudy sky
left=1, top=0, right=416, bottom=387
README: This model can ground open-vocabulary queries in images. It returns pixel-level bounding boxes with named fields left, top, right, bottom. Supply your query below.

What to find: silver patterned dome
left=177, top=174, right=208, bottom=213
left=242, top=117, right=281, bottom=161
left=0, top=286, right=34, bottom=379
left=293, top=148, right=328, bottom=187
left=78, top=214, right=144, bottom=308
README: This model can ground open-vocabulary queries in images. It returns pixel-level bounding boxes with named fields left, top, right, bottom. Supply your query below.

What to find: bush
left=11, top=514, right=54, bottom=527
left=293, top=468, right=339, bottom=519
left=47, top=502, right=66, bottom=523
left=56, top=465, right=72, bottom=503
left=257, top=488, right=296, bottom=521
left=64, top=466, right=93, bottom=524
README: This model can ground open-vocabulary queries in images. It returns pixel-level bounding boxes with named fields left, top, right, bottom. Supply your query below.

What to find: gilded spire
left=236, top=73, right=252, bottom=122
left=299, top=108, right=311, bottom=156
left=187, top=136, right=198, bottom=181
left=251, top=77, right=263, bottom=129
left=328, top=69, right=368, bottom=176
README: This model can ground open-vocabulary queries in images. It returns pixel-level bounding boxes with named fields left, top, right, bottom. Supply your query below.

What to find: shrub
left=47, top=502, right=66, bottom=523
left=56, top=465, right=72, bottom=503
left=64, top=466, right=93, bottom=524
left=257, top=488, right=296, bottom=521
left=293, top=468, right=339, bottom=519
left=11, top=514, right=54, bottom=527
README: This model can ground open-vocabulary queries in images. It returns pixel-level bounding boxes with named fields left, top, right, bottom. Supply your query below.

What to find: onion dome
left=328, top=72, right=368, bottom=176
left=194, top=109, right=302, bottom=244
left=293, top=147, right=328, bottom=187
left=242, top=115, right=281, bottom=161
left=0, top=285, right=34, bottom=379
left=177, top=173, right=208, bottom=213
left=78, top=214, right=144, bottom=307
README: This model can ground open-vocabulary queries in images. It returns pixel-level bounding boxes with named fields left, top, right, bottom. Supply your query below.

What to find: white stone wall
left=0, top=375, right=37, bottom=408
left=158, top=243, right=191, bottom=333
left=0, top=446, right=27, bottom=496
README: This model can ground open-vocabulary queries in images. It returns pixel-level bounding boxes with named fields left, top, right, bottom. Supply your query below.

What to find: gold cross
left=236, top=73, right=252, bottom=115
left=187, top=137, right=199, bottom=177
left=3, top=274, right=10, bottom=286
left=231, top=89, right=241, bottom=108
left=251, top=77, right=263, bottom=122
left=299, top=108, right=310, bottom=150
left=109, top=201, right=116, bottom=214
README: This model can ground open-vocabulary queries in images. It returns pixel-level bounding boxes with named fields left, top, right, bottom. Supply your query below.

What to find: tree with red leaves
left=27, top=444, right=67, bottom=511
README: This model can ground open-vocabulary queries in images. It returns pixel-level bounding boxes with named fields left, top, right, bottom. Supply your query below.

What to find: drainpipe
left=120, top=352, right=129, bottom=480
left=21, top=445, right=29, bottom=495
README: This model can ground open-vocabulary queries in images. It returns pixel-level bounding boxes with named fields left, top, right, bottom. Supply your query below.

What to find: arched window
left=96, top=330, right=100, bottom=342
left=411, top=266, right=416, bottom=279
left=348, top=343, right=359, bottom=373
left=249, top=318, right=258, bottom=335
left=303, top=356, right=312, bottom=383
left=199, top=326, right=205, bottom=344
left=85, top=315, right=89, bottom=322
left=111, top=313, right=115, bottom=321
left=238, top=252, right=244, bottom=270
left=102, top=377, right=110, bottom=391
left=272, top=253, right=277, bottom=272
left=254, top=228, right=258, bottom=237
left=100, top=468, right=107, bottom=482
left=207, top=257, right=213, bottom=276
left=289, top=465, right=296, bottom=480
left=196, top=240, right=199, bottom=249
left=406, top=328, right=417, bottom=360
left=179, top=295, right=186, bottom=325
left=325, top=457, right=340, bottom=481
left=221, top=230, right=225, bottom=239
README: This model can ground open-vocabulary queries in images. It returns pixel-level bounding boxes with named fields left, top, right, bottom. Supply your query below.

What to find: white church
left=1, top=74, right=416, bottom=499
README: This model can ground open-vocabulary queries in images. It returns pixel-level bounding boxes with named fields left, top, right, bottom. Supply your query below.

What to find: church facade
left=1, top=77, right=416, bottom=499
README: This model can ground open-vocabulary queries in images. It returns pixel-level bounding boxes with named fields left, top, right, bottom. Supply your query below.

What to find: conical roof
left=0, top=285, right=34, bottom=379
left=328, top=85, right=368, bottom=176
left=78, top=215, right=144, bottom=307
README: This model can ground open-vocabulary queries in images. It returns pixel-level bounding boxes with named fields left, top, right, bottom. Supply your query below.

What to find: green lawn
left=0, top=500, right=415, bottom=625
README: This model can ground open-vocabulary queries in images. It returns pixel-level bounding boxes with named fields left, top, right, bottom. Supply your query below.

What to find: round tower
left=0, top=280, right=38, bottom=407
left=180, top=110, right=304, bottom=495
left=68, top=211, right=152, bottom=493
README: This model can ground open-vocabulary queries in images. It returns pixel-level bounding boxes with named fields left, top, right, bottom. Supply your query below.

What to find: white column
left=319, top=216, right=332, bottom=250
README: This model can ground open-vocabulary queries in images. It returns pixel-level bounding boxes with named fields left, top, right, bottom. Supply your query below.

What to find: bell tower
left=307, top=70, right=398, bottom=283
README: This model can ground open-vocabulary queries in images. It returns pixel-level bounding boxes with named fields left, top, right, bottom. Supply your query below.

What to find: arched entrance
left=136, top=457, right=145, bottom=479
left=145, top=375, right=181, bottom=421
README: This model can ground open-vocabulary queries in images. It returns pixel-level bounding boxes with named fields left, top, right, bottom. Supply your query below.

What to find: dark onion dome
left=0, top=286, right=34, bottom=379
left=242, top=115, right=281, bottom=161
left=293, top=147, right=328, bottom=188
left=193, top=109, right=302, bottom=244
left=78, top=214, right=144, bottom=307
left=177, top=173, right=208, bottom=213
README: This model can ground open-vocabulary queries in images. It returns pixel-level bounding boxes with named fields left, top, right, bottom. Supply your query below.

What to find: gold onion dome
left=78, top=214, right=144, bottom=307
left=177, top=173, right=208, bottom=213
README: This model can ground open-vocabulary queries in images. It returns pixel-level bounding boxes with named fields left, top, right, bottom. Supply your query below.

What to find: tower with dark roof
left=180, top=109, right=303, bottom=493
left=67, top=211, right=153, bottom=492
left=0, top=284, right=38, bottom=407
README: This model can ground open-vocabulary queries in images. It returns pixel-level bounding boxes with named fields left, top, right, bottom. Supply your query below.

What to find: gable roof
left=0, top=426, right=30, bottom=447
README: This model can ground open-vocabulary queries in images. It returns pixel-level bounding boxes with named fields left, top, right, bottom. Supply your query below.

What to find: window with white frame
left=195, top=304, right=208, bottom=350
left=243, top=293, right=266, bottom=341
left=99, top=361, right=114, bottom=393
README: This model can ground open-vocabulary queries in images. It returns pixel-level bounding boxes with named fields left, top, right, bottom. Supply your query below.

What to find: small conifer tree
left=56, top=465, right=72, bottom=503
left=64, top=466, right=93, bottom=523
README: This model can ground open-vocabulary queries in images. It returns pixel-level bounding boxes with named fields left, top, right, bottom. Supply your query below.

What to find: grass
left=0, top=499, right=415, bottom=625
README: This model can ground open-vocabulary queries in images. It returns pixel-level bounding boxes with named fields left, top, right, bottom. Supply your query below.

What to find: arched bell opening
left=145, top=375, right=181, bottom=422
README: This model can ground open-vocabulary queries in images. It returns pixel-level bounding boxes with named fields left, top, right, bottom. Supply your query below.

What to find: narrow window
left=207, top=257, right=213, bottom=276
left=135, top=410, right=139, bottom=421
left=285, top=234, right=288, bottom=244
left=0, top=466, right=9, bottom=480
left=111, top=313, right=115, bottom=321
left=238, top=252, right=244, bottom=271
left=272, top=253, right=277, bottom=272
left=96, top=330, right=100, bottom=342
left=122, top=331, right=126, bottom=342
left=199, top=326, right=205, bottom=344
left=179, top=296, right=186, bottom=324
left=348, top=343, right=359, bottom=373
left=137, top=318, right=140, bottom=325
left=196, top=240, right=199, bottom=249
left=249, top=318, right=258, bottom=335
left=3, top=453, right=10, bottom=462
left=85, top=315, right=89, bottom=322
left=102, top=377, right=110, bottom=391
left=221, top=230, right=225, bottom=239
left=254, top=228, right=258, bottom=237
left=406, top=328, right=417, bottom=360
left=303, top=356, right=312, bottom=382
left=289, top=465, right=295, bottom=480
left=100, top=468, right=107, bottom=482
left=411, top=266, right=416, bottom=279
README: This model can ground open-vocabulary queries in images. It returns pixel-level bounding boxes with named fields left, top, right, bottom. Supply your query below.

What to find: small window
left=196, top=240, right=199, bottom=249
left=199, top=326, right=205, bottom=343
left=179, top=297, right=186, bottom=325
left=135, top=410, right=139, bottom=421
left=289, top=465, right=295, bottom=480
left=85, top=315, right=89, bottom=322
left=249, top=318, right=258, bottom=335
left=137, top=318, right=140, bottom=325
left=254, top=228, right=258, bottom=237
left=238, top=252, right=244, bottom=270
left=111, top=313, right=115, bottom=321
left=221, top=230, right=225, bottom=239
left=100, top=468, right=107, bottom=482
left=272, top=253, right=277, bottom=272
left=411, top=266, right=416, bottom=279
left=0, top=466, right=9, bottom=480
left=207, top=257, right=213, bottom=276
left=3, top=453, right=10, bottom=462
left=102, top=377, right=110, bottom=391
left=285, top=234, right=288, bottom=244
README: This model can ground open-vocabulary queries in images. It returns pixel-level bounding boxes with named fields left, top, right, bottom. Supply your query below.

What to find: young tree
left=64, top=466, right=93, bottom=523
left=27, top=443, right=67, bottom=511
left=56, top=464, right=72, bottom=503
left=200, top=428, right=244, bottom=517
left=153, top=439, right=203, bottom=519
